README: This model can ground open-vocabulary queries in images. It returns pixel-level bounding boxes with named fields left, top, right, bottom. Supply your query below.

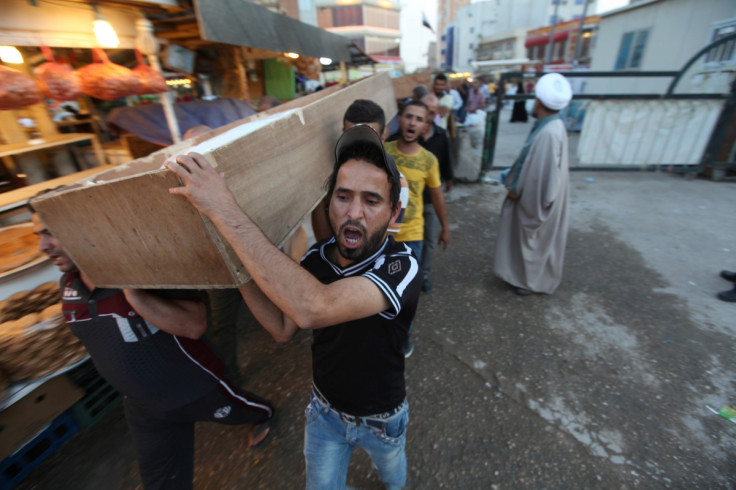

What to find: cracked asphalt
left=16, top=114, right=736, bottom=489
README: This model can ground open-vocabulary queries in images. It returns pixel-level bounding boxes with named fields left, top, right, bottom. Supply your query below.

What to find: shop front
left=0, top=0, right=355, bottom=483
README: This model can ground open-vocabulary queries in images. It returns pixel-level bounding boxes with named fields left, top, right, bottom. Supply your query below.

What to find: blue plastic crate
left=66, top=362, right=121, bottom=429
left=0, top=410, right=79, bottom=489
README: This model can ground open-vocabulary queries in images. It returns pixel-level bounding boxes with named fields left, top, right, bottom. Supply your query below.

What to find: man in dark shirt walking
left=166, top=124, right=421, bottom=489
left=30, top=201, right=273, bottom=490
left=418, top=93, right=454, bottom=292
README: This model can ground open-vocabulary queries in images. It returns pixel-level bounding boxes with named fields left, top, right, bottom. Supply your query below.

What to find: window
left=332, top=6, right=362, bottom=27
left=614, top=29, right=649, bottom=70
left=552, top=40, right=566, bottom=60
left=706, top=22, right=736, bottom=64
left=578, top=32, right=592, bottom=59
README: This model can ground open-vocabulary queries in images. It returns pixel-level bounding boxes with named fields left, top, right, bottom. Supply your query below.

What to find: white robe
left=493, top=118, right=570, bottom=294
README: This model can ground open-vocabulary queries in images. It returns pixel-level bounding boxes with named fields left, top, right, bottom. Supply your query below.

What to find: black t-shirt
left=302, top=236, right=421, bottom=416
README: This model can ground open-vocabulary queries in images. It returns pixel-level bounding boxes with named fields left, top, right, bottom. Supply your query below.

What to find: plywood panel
left=391, top=73, right=432, bottom=101
left=31, top=73, right=397, bottom=288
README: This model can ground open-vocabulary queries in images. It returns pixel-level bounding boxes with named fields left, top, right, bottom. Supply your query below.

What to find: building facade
left=525, top=15, right=601, bottom=69
left=315, top=0, right=401, bottom=58
left=441, top=0, right=598, bottom=72
left=589, top=0, right=736, bottom=93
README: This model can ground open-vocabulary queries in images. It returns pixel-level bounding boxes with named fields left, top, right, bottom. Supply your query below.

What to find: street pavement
left=16, top=109, right=736, bottom=489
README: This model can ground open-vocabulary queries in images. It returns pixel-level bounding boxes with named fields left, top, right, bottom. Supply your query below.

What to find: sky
left=399, top=0, right=630, bottom=73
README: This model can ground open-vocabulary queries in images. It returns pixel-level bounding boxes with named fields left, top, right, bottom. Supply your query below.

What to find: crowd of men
left=29, top=72, right=576, bottom=489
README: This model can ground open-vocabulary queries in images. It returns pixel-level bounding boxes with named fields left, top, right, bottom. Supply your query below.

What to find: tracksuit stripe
left=173, top=337, right=273, bottom=417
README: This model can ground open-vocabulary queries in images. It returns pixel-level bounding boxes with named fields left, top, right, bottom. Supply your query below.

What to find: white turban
left=535, top=73, right=572, bottom=110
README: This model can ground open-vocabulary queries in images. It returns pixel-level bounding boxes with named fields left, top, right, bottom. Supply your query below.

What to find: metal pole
left=544, top=0, right=561, bottom=66
left=136, top=17, right=181, bottom=144
left=572, top=0, right=592, bottom=65
left=340, top=61, right=348, bottom=83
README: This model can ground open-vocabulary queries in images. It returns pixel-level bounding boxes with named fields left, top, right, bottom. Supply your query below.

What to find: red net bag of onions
left=33, top=46, right=82, bottom=101
left=77, top=48, right=141, bottom=101
left=0, top=66, right=42, bottom=110
left=133, top=50, right=168, bottom=95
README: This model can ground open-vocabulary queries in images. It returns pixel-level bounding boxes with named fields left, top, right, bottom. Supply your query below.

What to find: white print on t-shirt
left=388, top=260, right=401, bottom=275
left=214, top=406, right=232, bottom=419
left=63, top=286, right=81, bottom=300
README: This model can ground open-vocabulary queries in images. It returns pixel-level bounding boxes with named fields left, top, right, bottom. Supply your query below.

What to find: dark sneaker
left=720, top=270, right=736, bottom=282
left=403, top=340, right=414, bottom=358
left=717, top=286, right=736, bottom=303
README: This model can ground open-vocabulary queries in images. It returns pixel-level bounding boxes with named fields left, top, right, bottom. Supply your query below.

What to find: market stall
left=0, top=3, right=184, bottom=483
left=0, top=1, right=364, bottom=484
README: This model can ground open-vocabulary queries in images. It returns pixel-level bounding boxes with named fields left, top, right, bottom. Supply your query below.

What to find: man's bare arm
left=122, top=289, right=206, bottom=339
left=166, top=153, right=391, bottom=331
left=429, top=186, right=451, bottom=249
left=237, top=282, right=298, bottom=343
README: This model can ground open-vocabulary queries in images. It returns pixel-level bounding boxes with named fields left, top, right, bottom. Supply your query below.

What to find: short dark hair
left=433, top=73, right=448, bottom=83
left=399, top=99, right=429, bottom=116
left=343, top=99, right=386, bottom=134
left=326, top=140, right=400, bottom=212
left=411, top=84, right=429, bottom=100
left=27, top=187, right=63, bottom=213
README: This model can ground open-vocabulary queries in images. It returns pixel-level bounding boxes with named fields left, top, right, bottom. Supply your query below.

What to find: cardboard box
left=30, top=74, right=398, bottom=289
left=0, top=375, right=84, bottom=459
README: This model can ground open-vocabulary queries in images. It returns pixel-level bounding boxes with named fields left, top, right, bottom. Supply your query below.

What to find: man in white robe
left=493, top=73, right=573, bottom=295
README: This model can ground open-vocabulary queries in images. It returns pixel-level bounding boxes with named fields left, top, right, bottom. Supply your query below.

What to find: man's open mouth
left=343, top=228, right=363, bottom=246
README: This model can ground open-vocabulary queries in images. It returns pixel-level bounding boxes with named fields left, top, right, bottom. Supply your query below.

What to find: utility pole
left=544, top=0, right=562, bottom=66
left=572, top=0, right=592, bottom=65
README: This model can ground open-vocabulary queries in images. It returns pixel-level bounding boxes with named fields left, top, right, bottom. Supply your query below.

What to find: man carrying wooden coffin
left=166, top=124, right=422, bottom=489
left=30, top=197, right=274, bottom=490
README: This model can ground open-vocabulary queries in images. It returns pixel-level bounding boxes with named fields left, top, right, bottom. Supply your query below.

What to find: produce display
left=0, top=65, right=42, bottom=110
left=77, top=48, right=141, bottom=101
left=34, top=63, right=82, bottom=102
left=32, top=45, right=83, bottom=102
left=133, top=50, right=168, bottom=95
left=0, top=224, right=44, bottom=274
left=0, top=282, right=87, bottom=385
left=0, top=47, right=167, bottom=107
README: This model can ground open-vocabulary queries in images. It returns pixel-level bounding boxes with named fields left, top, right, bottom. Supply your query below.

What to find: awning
left=525, top=31, right=569, bottom=48
left=321, top=43, right=377, bottom=71
left=471, top=58, right=534, bottom=70
left=194, top=0, right=352, bottom=62
left=372, top=56, right=403, bottom=63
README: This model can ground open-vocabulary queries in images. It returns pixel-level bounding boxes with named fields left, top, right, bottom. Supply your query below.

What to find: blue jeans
left=304, top=392, right=409, bottom=490
left=421, top=205, right=440, bottom=282
left=403, top=240, right=423, bottom=266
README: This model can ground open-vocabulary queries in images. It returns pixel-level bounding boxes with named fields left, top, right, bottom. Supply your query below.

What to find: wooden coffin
left=30, top=73, right=398, bottom=288
left=391, top=73, right=432, bottom=100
